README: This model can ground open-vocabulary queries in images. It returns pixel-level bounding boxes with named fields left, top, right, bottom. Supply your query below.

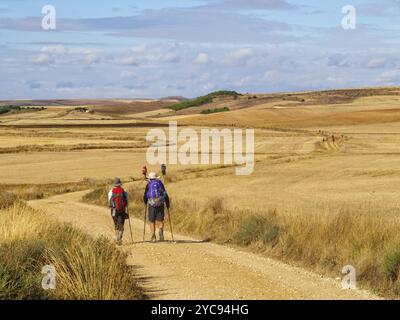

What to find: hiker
left=143, top=172, right=170, bottom=242
left=108, top=177, right=129, bottom=245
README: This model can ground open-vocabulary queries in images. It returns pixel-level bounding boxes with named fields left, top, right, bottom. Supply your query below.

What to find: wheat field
left=3, top=88, right=400, bottom=296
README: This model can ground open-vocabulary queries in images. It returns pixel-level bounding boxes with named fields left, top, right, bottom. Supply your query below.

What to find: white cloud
left=378, top=69, right=400, bottom=84
left=226, top=48, right=254, bottom=65
left=366, top=58, right=386, bottom=69
left=41, top=44, right=68, bottom=55
left=32, top=53, right=53, bottom=65
left=116, top=56, right=139, bottom=66
left=194, top=52, right=210, bottom=64
left=85, top=54, right=101, bottom=65
left=120, top=70, right=136, bottom=79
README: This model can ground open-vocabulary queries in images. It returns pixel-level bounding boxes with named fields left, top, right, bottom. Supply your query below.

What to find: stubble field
left=3, top=88, right=400, bottom=298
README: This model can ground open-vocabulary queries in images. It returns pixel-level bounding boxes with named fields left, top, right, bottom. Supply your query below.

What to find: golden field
left=3, top=88, right=400, bottom=297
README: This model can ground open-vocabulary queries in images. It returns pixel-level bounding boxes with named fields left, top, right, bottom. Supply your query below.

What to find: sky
left=0, top=0, right=399, bottom=99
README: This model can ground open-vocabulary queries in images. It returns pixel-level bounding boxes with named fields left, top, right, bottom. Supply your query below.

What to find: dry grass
left=165, top=197, right=400, bottom=297
left=0, top=204, right=145, bottom=300
left=0, top=143, right=147, bottom=154
left=0, top=178, right=110, bottom=202
left=5, top=88, right=400, bottom=299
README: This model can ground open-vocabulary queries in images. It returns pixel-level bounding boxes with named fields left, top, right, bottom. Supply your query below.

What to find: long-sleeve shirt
left=143, top=181, right=170, bottom=209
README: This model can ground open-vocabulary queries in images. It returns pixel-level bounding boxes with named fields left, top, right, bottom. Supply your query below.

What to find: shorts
left=112, top=211, right=127, bottom=231
left=148, top=205, right=165, bottom=223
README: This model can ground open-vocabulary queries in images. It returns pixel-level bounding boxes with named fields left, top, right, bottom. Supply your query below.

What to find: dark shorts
left=148, top=206, right=165, bottom=223
left=112, top=211, right=127, bottom=231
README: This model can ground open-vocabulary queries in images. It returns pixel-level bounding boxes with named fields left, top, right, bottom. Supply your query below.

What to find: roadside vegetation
left=0, top=203, right=145, bottom=299
left=169, top=198, right=400, bottom=298
left=0, top=180, right=146, bottom=300
left=83, top=182, right=400, bottom=298
left=166, top=91, right=240, bottom=111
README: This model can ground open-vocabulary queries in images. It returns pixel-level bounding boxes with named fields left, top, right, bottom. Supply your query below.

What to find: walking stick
left=127, top=207, right=134, bottom=244
left=143, top=205, right=147, bottom=242
left=167, top=208, right=175, bottom=242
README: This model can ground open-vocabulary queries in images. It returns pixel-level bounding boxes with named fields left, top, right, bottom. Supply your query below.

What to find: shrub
left=167, top=91, right=240, bottom=111
left=201, top=107, right=230, bottom=115
left=234, top=215, right=280, bottom=246
left=382, top=246, right=400, bottom=281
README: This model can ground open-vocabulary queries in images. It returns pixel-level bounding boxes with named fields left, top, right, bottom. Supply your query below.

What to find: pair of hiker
left=108, top=173, right=170, bottom=244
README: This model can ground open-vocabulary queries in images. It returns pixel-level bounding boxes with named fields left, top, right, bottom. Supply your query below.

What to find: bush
left=234, top=215, right=280, bottom=246
left=201, top=107, right=230, bottom=115
left=167, top=91, right=240, bottom=111
left=382, top=246, right=400, bottom=281
left=74, top=107, right=88, bottom=112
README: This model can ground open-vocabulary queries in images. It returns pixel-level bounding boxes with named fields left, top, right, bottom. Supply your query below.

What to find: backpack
left=146, top=179, right=165, bottom=207
left=111, top=186, right=127, bottom=214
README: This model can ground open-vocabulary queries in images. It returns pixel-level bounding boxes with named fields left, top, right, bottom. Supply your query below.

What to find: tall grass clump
left=0, top=204, right=145, bottom=300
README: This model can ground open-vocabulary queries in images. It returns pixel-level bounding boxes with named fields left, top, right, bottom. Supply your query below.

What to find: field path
left=29, top=191, right=378, bottom=300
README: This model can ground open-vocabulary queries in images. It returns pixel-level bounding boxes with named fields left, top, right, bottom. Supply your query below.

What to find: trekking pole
left=127, top=207, right=134, bottom=244
left=161, top=163, right=166, bottom=184
left=167, top=208, right=175, bottom=242
left=142, top=206, right=146, bottom=242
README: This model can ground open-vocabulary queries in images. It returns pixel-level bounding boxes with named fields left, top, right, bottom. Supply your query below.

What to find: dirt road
left=29, top=191, right=378, bottom=300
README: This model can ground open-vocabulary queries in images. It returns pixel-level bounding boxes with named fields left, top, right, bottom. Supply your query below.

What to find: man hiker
left=144, top=172, right=170, bottom=242
left=108, top=177, right=129, bottom=245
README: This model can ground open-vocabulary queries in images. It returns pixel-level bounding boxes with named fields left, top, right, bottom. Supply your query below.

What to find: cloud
left=120, top=70, right=136, bottom=79
left=56, top=81, right=93, bottom=89
left=205, top=0, right=298, bottom=11
left=41, top=45, right=68, bottom=55
left=115, top=56, right=139, bottom=66
left=84, top=54, right=101, bottom=65
left=115, top=43, right=182, bottom=67
left=0, top=8, right=294, bottom=44
left=358, top=0, right=400, bottom=16
left=226, top=48, right=254, bottom=65
left=194, top=52, right=210, bottom=64
left=378, top=69, right=400, bottom=84
left=366, top=58, right=387, bottom=69
left=327, top=54, right=350, bottom=68
left=31, top=53, right=54, bottom=65
left=25, top=80, right=41, bottom=89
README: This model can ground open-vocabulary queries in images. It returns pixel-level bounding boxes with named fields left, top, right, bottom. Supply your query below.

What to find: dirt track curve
left=29, top=191, right=378, bottom=300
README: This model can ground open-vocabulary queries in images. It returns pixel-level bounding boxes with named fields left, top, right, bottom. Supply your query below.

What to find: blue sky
left=0, top=0, right=399, bottom=99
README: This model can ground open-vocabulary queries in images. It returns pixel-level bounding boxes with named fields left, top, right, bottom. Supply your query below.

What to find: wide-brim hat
left=148, top=172, right=160, bottom=180
left=113, top=177, right=122, bottom=186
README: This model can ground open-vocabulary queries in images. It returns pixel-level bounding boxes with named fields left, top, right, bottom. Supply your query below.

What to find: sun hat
left=113, top=177, right=122, bottom=186
left=148, top=172, right=160, bottom=180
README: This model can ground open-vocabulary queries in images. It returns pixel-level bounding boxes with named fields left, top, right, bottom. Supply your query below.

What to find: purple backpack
left=146, top=179, right=165, bottom=207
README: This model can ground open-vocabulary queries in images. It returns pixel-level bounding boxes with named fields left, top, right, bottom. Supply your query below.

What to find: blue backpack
left=146, top=179, right=165, bottom=207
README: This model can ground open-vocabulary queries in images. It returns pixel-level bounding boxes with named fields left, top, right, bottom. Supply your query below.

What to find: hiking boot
left=159, top=229, right=164, bottom=242
left=151, top=234, right=157, bottom=243
left=117, top=231, right=123, bottom=245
